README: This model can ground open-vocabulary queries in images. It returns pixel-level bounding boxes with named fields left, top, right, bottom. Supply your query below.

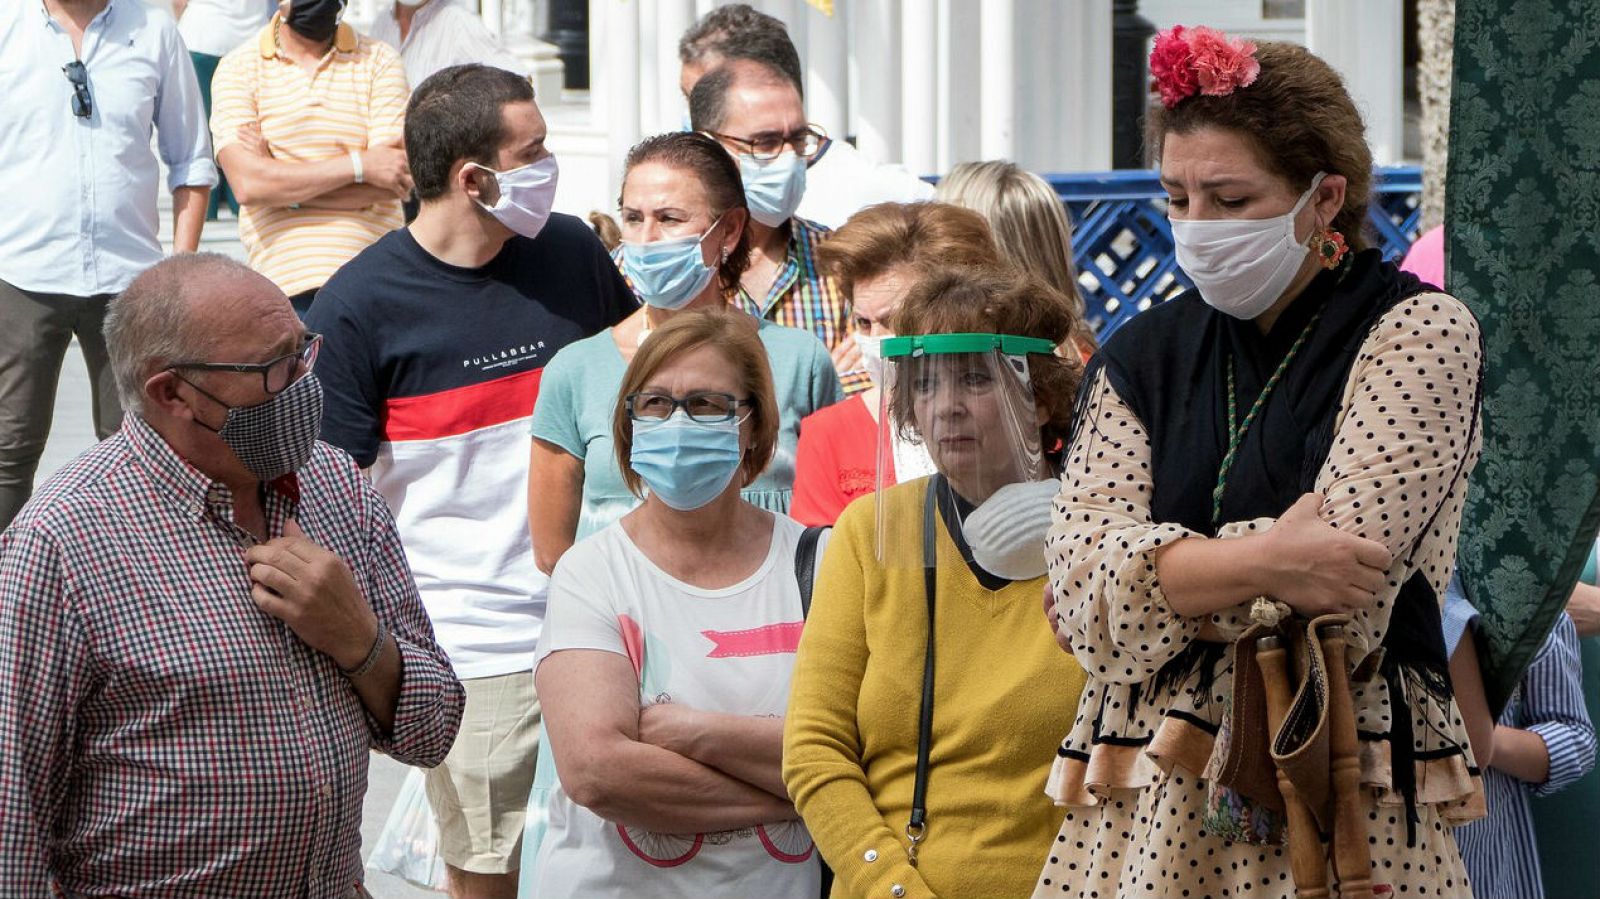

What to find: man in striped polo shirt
left=211, top=0, right=413, bottom=316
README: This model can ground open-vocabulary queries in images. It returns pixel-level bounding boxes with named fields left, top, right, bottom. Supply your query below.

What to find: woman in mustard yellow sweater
left=783, top=266, right=1089, bottom=899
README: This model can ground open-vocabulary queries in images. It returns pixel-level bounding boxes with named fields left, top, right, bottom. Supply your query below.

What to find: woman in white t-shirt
left=529, top=307, right=819, bottom=898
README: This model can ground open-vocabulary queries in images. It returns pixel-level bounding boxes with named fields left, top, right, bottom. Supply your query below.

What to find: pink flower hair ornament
left=1150, top=26, right=1262, bottom=108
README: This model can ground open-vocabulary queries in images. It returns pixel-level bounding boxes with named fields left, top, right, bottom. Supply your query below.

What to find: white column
left=481, top=0, right=506, bottom=39
left=596, top=0, right=641, bottom=200
left=852, top=0, right=903, bottom=163
left=657, top=0, right=698, bottom=132
left=1013, top=0, right=1109, bottom=171
left=501, top=0, right=566, bottom=103
left=1307, top=0, right=1404, bottom=164
left=978, top=0, right=1014, bottom=160
left=936, top=0, right=982, bottom=170
left=804, top=0, right=849, bottom=137
left=900, top=0, right=938, bottom=177
left=637, top=1, right=660, bottom=132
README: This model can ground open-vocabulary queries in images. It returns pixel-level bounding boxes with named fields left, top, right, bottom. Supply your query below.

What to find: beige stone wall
left=1417, top=0, right=1455, bottom=230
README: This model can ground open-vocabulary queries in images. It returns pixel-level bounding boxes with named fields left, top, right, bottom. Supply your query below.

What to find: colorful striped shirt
left=210, top=17, right=408, bottom=296
left=1446, top=588, right=1596, bottom=899
left=736, top=216, right=868, bottom=393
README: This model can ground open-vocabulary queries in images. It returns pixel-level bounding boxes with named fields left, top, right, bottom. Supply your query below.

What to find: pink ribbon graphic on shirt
left=701, top=621, right=805, bottom=658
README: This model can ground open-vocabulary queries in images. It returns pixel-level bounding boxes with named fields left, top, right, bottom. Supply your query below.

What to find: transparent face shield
left=873, top=333, right=1056, bottom=566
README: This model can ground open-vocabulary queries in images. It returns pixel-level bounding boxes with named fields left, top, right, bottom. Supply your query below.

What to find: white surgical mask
left=962, top=478, right=1060, bottom=581
left=855, top=333, right=886, bottom=390
left=468, top=156, right=560, bottom=239
left=1170, top=172, right=1325, bottom=320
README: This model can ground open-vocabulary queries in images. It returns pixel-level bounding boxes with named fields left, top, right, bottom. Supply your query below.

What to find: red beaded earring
left=1316, top=228, right=1349, bottom=269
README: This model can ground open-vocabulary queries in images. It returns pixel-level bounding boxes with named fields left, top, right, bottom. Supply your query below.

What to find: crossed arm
left=218, top=123, right=410, bottom=211
left=536, top=649, right=795, bottom=834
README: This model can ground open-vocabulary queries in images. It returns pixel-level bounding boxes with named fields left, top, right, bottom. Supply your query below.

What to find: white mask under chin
left=962, top=478, right=1060, bottom=581
left=1170, top=172, right=1325, bottom=320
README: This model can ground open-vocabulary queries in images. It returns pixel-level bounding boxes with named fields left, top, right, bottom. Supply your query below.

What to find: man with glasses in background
left=677, top=3, right=935, bottom=230
left=689, top=58, right=867, bottom=392
left=0, top=252, right=464, bottom=896
left=0, top=0, right=217, bottom=532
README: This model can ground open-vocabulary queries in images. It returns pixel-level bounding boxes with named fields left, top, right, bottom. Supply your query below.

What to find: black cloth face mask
left=286, top=0, right=346, bottom=43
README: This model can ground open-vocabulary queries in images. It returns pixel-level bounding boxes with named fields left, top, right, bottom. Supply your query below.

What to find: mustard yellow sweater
left=783, top=479, right=1088, bottom=899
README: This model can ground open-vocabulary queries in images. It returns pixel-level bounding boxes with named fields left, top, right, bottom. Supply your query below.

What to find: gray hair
left=679, top=4, right=803, bottom=98
left=103, top=253, right=248, bottom=414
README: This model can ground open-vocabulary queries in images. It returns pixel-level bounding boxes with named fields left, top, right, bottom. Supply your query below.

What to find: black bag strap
left=906, top=479, right=939, bottom=866
left=793, top=522, right=837, bottom=899
left=794, top=525, right=829, bottom=618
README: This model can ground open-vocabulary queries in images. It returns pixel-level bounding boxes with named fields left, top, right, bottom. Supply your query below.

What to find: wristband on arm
left=349, top=149, right=364, bottom=185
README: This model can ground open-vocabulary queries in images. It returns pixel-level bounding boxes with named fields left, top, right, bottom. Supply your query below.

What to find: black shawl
left=1091, top=249, right=1428, bottom=535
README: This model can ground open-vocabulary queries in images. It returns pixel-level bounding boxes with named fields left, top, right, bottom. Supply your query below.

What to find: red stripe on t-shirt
left=381, top=368, right=544, bottom=442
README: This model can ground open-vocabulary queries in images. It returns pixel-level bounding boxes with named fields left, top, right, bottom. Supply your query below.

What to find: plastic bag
left=365, top=767, right=449, bottom=892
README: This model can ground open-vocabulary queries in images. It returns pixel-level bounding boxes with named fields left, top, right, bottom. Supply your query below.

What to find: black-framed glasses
left=168, top=334, right=323, bottom=396
left=625, top=390, right=749, bottom=423
left=62, top=61, right=92, bottom=119
left=708, top=124, right=827, bottom=162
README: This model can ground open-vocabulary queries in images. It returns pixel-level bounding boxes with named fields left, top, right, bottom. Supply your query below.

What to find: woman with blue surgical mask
left=525, top=131, right=844, bottom=575
left=529, top=309, right=821, bottom=899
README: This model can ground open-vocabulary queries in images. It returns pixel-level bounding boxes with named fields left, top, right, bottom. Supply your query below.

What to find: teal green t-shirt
left=530, top=319, right=844, bottom=540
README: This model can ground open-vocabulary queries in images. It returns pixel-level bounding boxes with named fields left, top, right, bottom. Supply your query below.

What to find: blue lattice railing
left=1049, top=166, right=1424, bottom=339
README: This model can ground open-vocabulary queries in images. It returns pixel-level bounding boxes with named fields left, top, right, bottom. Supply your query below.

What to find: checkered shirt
left=0, top=415, right=465, bottom=898
left=735, top=217, right=869, bottom=394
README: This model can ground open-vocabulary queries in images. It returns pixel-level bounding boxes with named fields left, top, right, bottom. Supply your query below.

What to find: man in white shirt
left=173, top=0, right=276, bottom=219
left=367, top=0, right=526, bottom=89
left=677, top=2, right=934, bottom=229
left=0, top=0, right=216, bottom=530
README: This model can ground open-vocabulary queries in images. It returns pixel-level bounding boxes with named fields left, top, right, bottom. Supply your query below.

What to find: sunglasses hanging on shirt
left=62, top=60, right=92, bottom=119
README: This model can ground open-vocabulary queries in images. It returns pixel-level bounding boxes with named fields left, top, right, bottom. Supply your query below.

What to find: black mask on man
left=286, top=0, right=345, bottom=43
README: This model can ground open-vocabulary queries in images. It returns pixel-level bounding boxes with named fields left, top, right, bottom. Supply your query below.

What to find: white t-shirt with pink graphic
left=529, top=513, right=820, bottom=899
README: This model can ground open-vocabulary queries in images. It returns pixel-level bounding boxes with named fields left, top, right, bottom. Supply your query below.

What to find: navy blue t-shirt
left=307, top=214, right=635, bottom=467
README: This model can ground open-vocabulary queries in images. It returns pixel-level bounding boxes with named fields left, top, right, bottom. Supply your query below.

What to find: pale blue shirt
left=0, top=0, right=218, bottom=296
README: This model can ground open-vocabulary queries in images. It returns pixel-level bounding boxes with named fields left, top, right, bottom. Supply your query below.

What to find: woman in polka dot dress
left=1035, top=28, right=1485, bottom=899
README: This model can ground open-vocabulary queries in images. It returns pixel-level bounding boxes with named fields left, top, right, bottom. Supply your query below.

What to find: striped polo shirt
left=211, top=17, right=408, bottom=296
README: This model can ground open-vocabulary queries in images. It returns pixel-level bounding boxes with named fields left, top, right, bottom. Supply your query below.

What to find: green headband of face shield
left=879, top=333, right=1057, bottom=359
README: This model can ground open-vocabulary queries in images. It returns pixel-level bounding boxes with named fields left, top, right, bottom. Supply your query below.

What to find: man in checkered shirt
left=0, top=253, right=465, bottom=897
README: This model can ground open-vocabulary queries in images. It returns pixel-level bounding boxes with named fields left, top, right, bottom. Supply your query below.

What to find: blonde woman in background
left=936, top=161, right=1098, bottom=359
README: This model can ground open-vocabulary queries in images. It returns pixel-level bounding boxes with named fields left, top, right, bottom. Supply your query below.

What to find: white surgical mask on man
left=1169, top=172, right=1326, bottom=320
left=467, top=155, right=560, bottom=239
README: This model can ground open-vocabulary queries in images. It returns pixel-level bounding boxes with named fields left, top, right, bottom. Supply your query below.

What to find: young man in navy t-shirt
left=306, top=64, right=633, bottom=899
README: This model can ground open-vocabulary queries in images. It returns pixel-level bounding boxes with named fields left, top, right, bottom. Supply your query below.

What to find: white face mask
left=855, top=332, right=886, bottom=390
left=468, top=156, right=559, bottom=239
left=1170, top=172, right=1325, bottom=320
left=962, top=478, right=1060, bottom=581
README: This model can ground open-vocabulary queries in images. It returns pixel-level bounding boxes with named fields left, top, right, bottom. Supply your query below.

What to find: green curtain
left=1448, top=0, right=1600, bottom=713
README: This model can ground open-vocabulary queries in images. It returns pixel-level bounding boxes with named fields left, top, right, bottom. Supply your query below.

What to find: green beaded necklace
left=1211, top=308, right=1324, bottom=527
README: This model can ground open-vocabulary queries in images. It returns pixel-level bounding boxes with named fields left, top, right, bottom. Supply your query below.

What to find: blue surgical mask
left=738, top=152, right=806, bottom=227
left=629, top=411, right=745, bottom=511
left=621, top=219, right=722, bottom=310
